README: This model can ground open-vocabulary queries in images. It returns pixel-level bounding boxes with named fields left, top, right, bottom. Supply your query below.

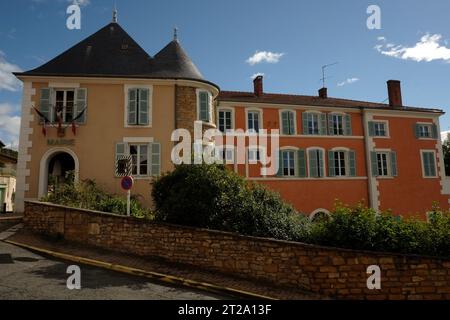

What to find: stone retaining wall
left=24, top=201, right=450, bottom=300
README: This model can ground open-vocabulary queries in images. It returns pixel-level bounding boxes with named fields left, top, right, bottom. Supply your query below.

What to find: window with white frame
left=198, top=91, right=212, bottom=122
left=422, top=151, right=437, bottom=177
left=330, top=114, right=344, bottom=135
left=55, top=90, right=75, bottom=123
left=415, top=123, right=438, bottom=139
left=307, top=113, right=319, bottom=135
left=281, top=110, right=296, bottom=135
left=328, top=149, right=357, bottom=177
left=328, top=113, right=352, bottom=136
left=248, top=148, right=260, bottom=163
left=127, top=88, right=150, bottom=126
left=333, top=151, right=346, bottom=176
left=216, top=146, right=235, bottom=164
left=39, top=88, right=87, bottom=124
left=369, top=121, right=388, bottom=137
left=370, top=151, right=398, bottom=177
left=247, top=111, right=261, bottom=133
left=303, top=112, right=327, bottom=135
left=129, top=144, right=149, bottom=176
left=282, top=150, right=296, bottom=177
left=218, top=109, right=233, bottom=132
left=376, top=152, right=389, bottom=176
left=115, top=142, right=161, bottom=177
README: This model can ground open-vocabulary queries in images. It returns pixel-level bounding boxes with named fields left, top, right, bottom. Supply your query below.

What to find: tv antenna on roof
left=320, top=62, right=339, bottom=88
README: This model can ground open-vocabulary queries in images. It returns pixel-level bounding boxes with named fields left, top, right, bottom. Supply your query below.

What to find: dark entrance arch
left=47, top=152, right=75, bottom=194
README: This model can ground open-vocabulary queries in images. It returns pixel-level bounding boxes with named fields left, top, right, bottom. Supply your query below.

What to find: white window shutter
left=128, top=89, right=137, bottom=125
left=139, top=88, right=149, bottom=125
left=39, top=88, right=51, bottom=123
left=75, top=88, right=87, bottom=123
left=151, top=142, right=161, bottom=176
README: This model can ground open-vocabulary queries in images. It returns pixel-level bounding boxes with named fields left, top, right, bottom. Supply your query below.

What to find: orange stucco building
left=13, top=20, right=450, bottom=219
left=218, top=77, right=450, bottom=218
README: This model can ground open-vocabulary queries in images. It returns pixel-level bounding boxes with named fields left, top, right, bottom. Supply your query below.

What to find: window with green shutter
left=319, top=113, right=327, bottom=135
left=128, top=88, right=150, bottom=126
left=328, top=114, right=344, bottom=136
left=303, top=112, right=322, bottom=135
left=348, top=150, right=356, bottom=177
left=415, top=123, right=438, bottom=139
left=369, top=121, right=387, bottom=137
left=297, top=149, right=306, bottom=178
left=345, top=114, right=352, bottom=136
left=422, top=151, right=437, bottom=177
left=277, top=151, right=283, bottom=177
left=75, top=88, right=87, bottom=123
left=39, top=88, right=51, bottom=123
left=370, top=151, right=378, bottom=176
left=328, top=151, right=335, bottom=177
left=308, top=149, right=324, bottom=178
left=151, top=143, right=161, bottom=176
left=198, top=91, right=210, bottom=122
left=281, top=111, right=296, bottom=135
left=371, top=151, right=398, bottom=177
left=390, top=151, right=398, bottom=177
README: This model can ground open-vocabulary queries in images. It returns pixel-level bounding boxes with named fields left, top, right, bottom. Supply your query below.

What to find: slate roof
left=15, top=22, right=218, bottom=88
left=219, top=91, right=444, bottom=114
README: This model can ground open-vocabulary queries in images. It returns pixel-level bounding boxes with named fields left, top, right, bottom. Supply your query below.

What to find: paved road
left=0, top=239, right=228, bottom=300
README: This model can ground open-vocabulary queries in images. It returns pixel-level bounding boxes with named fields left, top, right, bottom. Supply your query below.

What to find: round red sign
left=121, top=176, right=133, bottom=191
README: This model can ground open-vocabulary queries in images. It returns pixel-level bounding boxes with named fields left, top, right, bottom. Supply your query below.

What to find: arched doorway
left=47, top=152, right=75, bottom=194
left=38, top=148, right=79, bottom=198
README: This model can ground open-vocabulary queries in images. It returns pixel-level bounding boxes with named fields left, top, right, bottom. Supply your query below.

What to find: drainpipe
left=362, top=107, right=375, bottom=210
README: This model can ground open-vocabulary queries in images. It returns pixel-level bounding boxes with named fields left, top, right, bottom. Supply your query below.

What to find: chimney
left=318, top=87, right=328, bottom=99
left=253, top=75, right=263, bottom=97
left=387, top=80, right=403, bottom=107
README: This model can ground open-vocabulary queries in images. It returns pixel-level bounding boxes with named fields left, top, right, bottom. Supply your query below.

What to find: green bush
left=152, top=164, right=307, bottom=241
left=308, top=203, right=450, bottom=257
left=41, top=175, right=152, bottom=219
left=153, top=165, right=450, bottom=257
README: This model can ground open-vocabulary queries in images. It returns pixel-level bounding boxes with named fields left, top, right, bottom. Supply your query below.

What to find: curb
left=4, top=239, right=277, bottom=300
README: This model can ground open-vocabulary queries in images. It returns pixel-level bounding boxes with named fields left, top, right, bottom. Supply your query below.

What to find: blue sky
left=2, top=0, right=450, bottom=148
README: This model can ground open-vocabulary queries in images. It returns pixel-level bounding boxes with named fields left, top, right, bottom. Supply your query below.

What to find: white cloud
left=251, top=72, right=265, bottom=79
left=0, top=103, right=20, bottom=148
left=377, top=36, right=386, bottom=41
left=70, top=0, right=90, bottom=7
left=246, top=51, right=284, bottom=65
left=32, top=0, right=90, bottom=6
left=0, top=51, right=22, bottom=91
left=441, top=130, right=450, bottom=142
left=375, top=34, right=450, bottom=62
left=337, top=77, right=360, bottom=87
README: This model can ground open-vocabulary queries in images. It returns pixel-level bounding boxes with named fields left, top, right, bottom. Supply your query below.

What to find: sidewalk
left=5, top=230, right=323, bottom=300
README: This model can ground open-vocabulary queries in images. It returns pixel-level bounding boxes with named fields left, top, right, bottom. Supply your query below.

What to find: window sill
left=41, top=123, right=86, bottom=127
left=376, top=176, right=395, bottom=180
left=418, top=137, right=437, bottom=141
left=115, top=176, right=153, bottom=180
left=125, top=124, right=152, bottom=128
left=255, top=176, right=367, bottom=181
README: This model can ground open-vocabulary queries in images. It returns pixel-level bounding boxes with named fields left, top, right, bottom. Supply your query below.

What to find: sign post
left=120, top=176, right=134, bottom=216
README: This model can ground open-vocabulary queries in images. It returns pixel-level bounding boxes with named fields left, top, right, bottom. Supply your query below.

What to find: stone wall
left=24, top=201, right=450, bottom=300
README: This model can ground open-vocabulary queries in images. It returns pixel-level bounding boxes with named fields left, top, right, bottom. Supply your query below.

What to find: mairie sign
left=47, top=139, right=75, bottom=146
